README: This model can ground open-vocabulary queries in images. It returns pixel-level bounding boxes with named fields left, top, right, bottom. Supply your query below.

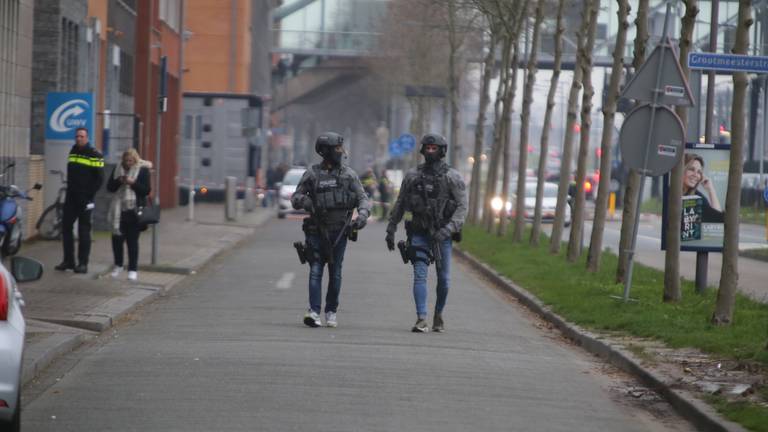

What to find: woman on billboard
left=682, top=153, right=724, bottom=223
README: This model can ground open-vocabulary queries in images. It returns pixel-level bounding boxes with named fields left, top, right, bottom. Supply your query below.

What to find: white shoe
left=303, top=310, right=321, bottom=328
left=127, top=271, right=138, bottom=281
left=325, top=312, right=337, bottom=328
left=110, top=266, right=123, bottom=278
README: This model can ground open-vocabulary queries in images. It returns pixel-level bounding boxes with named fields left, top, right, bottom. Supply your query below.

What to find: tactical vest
left=407, top=164, right=456, bottom=232
left=311, top=167, right=357, bottom=213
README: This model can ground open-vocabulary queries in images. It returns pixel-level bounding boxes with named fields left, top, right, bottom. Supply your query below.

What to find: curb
left=453, top=248, right=747, bottom=432
left=22, top=331, right=94, bottom=386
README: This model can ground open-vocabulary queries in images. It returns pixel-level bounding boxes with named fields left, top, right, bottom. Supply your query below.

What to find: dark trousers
left=111, top=210, right=141, bottom=271
left=62, top=200, right=92, bottom=266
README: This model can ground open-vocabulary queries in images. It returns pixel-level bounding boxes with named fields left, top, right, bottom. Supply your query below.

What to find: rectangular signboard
left=45, top=92, right=94, bottom=140
left=688, top=52, right=768, bottom=73
left=662, top=143, right=730, bottom=252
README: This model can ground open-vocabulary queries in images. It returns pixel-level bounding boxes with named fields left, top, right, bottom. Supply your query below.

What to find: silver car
left=0, top=257, right=43, bottom=431
left=277, top=167, right=308, bottom=219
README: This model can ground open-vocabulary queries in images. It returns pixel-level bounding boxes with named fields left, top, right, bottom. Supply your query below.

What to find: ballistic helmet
left=419, top=133, right=447, bottom=160
left=315, top=132, right=344, bottom=156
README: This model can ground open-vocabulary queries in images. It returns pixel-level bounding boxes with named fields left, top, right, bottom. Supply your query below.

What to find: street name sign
left=619, top=104, right=685, bottom=176
left=621, top=37, right=695, bottom=107
left=688, top=52, right=768, bottom=73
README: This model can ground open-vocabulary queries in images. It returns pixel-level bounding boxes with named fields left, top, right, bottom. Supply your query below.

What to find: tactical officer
left=291, top=132, right=371, bottom=328
left=55, top=127, right=105, bottom=274
left=385, top=133, right=467, bottom=333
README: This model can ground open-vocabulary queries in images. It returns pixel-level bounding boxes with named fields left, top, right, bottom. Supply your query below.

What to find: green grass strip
left=461, top=224, right=768, bottom=430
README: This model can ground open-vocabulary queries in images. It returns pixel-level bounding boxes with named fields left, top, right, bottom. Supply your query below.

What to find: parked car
left=277, top=167, right=308, bottom=219
left=491, top=181, right=572, bottom=226
left=0, top=256, right=44, bottom=431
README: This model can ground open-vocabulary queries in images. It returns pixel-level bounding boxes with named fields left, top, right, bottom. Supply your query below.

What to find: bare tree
left=662, top=0, right=699, bottom=302
left=468, top=20, right=499, bottom=224
left=616, top=0, right=649, bottom=283
left=586, top=0, right=630, bottom=271
left=530, top=0, right=565, bottom=246
left=549, top=0, right=589, bottom=254
left=713, top=0, right=753, bottom=324
left=483, top=32, right=513, bottom=231
left=512, top=0, right=545, bottom=242
left=567, top=0, right=600, bottom=262
left=498, top=0, right=530, bottom=237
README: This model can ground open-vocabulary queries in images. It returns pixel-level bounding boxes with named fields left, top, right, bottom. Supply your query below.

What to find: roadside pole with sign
left=688, top=51, right=768, bottom=276
left=617, top=2, right=694, bottom=301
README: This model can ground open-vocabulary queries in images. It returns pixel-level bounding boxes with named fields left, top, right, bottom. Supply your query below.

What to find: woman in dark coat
left=107, top=149, right=152, bottom=281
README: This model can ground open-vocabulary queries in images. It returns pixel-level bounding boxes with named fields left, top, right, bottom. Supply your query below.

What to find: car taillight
left=584, top=181, right=593, bottom=193
left=0, top=274, right=7, bottom=320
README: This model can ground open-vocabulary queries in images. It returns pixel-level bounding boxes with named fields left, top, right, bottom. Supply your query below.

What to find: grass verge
left=460, top=224, right=768, bottom=431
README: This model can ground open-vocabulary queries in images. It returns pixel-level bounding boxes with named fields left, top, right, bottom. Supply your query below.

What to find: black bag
left=136, top=200, right=160, bottom=225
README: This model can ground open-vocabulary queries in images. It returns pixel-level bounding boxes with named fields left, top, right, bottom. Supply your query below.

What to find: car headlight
left=491, top=197, right=504, bottom=212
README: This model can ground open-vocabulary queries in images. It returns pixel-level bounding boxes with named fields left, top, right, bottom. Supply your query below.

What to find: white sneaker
left=325, top=312, right=337, bottom=328
left=127, top=271, right=138, bottom=281
left=110, top=266, right=123, bottom=278
left=303, top=310, right=321, bottom=328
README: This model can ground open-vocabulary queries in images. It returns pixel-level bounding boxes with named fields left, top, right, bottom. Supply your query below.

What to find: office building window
left=159, top=0, right=180, bottom=32
left=119, top=51, right=134, bottom=96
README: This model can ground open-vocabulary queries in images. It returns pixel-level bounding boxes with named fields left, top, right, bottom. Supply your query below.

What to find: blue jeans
left=306, top=229, right=348, bottom=314
left=410, top=233, right=452, bottom=319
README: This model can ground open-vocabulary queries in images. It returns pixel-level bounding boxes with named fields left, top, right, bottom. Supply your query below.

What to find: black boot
left=74, top=264, right=88, bottom=274
left=54, top=262, right=74, bottom=271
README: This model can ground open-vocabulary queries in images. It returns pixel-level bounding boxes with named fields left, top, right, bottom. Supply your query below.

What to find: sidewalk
left=19, top=201, right=274, bottom=386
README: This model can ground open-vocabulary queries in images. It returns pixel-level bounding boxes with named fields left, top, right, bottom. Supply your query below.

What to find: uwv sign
left=45, top=93, right=94, bottom=140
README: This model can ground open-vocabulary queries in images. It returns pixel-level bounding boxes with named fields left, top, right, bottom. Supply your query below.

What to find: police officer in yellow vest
left=55, top=127, right=104, bottom=274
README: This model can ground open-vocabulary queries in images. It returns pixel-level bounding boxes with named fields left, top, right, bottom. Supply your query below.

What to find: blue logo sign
left=763, top=187, right=768, bottom=204
left=688, top=52, right=768, bottom=73
left=399, top=134, right=416, bottom=153
left=389, top=139, right=403, bottom=158
left=45, top=93, right=94, bottom=140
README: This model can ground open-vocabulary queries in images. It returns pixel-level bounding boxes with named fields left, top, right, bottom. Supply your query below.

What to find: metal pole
left=762, top=76, right=767, bottom=240
left=624, top=2, right=673, bottom=301
left=152, top=56, right=168, bottom=265
left=188, top=115, right=196, bottom=221
left=697, top=0, right=719, bottom=293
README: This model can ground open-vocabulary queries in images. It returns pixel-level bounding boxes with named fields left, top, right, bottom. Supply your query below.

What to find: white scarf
left=108, top=162, right=142, bottom=235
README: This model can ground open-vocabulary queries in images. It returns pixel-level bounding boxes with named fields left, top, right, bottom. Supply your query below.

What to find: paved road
left=546, top=217, right=768, bottom=300
left=22, top=218, right=693, bottom=431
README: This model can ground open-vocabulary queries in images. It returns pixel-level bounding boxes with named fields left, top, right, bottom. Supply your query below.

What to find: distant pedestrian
left=55, top=128, right=104, bottom=274
left=378, top=171, right=392, bottom=220
left=360, top=167, right=378, bottom=200
left=386, top=133, right=467, bottom=333
left=107, top=149, right=152, bottom=281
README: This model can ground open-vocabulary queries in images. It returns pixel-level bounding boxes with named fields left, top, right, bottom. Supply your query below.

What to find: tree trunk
left=587, top=0, right=630, bottom=271
left=713, top=0, right=752, bottom=324
left=513, top=0, right=545, bottom=242
left=469, top=29, right=497, bottom=225
left=567, top=0, right=601, bottom=263
left=531, top=0, right=565, bottom=246
left=500, top=0, right=530, bottom=237
left=483, top=35, right=512, bottom=231
left=662, top=0, right=699, bottom=301
left=549, top=2, right=589, bottom=255
left=448, top=0, right=461, bottom=168
left=616, top=0, right=649, bottom=283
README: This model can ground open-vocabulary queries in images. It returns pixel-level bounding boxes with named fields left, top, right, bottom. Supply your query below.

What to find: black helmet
left=419, top=133, right=447, bottom=159
left=315, top=132, right=344, bottom=156
left=315, top=131, right=345, bottom=165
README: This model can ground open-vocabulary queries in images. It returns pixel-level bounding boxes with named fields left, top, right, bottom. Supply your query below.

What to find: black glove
left=352, top=215, right=367, bottom=230
left=301, top=196, right=314, bottom=212
left=385, top=231, right=395, bottom=251
left=434, top=226, right=452, bottom=242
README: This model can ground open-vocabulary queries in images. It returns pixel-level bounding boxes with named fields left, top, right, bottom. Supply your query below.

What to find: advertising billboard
left=662, top=143, right=730, bottom=252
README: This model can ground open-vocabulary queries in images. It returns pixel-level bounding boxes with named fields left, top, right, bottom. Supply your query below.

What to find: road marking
left=276, top=272, right=295, bottom=290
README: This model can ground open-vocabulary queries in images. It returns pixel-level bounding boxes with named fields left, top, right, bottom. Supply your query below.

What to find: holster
left=293, top=241, right=315, bottom=265
left=397, top=240, right=409, bottom=264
